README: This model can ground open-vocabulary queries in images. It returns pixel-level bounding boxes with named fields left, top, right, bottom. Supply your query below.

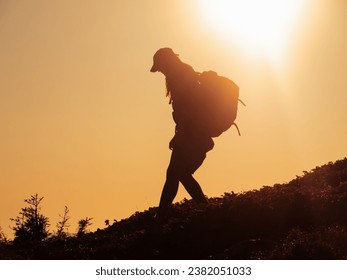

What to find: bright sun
left=199, top=0, right=307, bottom=64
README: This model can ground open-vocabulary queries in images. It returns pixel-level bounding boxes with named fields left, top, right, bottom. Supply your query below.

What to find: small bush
left=55, top=206, right=70, bottom=238
left=10, top=194, right=50, bottom=243
left=0, top=226, right=8, bottom=243
left=77, top=217, right=93, bottom=237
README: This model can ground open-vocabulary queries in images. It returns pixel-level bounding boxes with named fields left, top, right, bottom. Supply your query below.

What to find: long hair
left=165, top=78, right=172, bottom=103
left=164, top=61, right=198, bottom=104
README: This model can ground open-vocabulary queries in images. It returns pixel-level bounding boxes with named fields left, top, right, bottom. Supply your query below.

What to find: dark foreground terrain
left=1, top=158, right=347, bottom=259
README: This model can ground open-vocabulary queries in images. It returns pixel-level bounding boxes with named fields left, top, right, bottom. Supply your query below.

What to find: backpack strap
left=238, top=99, right=246, bottom=106
left=233, top=100, right=245, bottom=136
left=232, top=123, right=241, bottom=136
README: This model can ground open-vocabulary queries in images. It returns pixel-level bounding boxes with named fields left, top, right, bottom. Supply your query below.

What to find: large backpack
left=196, top=71, right=243, bottom=137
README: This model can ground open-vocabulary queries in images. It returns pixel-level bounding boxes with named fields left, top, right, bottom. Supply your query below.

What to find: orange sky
left=1, top=0, right=346, bottom=237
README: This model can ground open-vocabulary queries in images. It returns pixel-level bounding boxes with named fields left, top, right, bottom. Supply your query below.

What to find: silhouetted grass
left=1, top=158, right=347, bottom=259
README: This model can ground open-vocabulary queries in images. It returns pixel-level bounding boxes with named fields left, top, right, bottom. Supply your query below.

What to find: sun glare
left=198, top=0, right=307, bottom=64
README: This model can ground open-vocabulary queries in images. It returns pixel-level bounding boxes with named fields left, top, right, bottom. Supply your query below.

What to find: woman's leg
left=156, top=152, right=180, bottom=222
left=180, top=174, right=208, bottom=204
left=179, top=145, right=208, bottom=204
left=156, top=178, right=179, bottom=222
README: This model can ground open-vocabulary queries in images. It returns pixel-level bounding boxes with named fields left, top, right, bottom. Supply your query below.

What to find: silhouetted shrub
left=77, top=217, right=93, bottom=237
left=10, top=194, right=50, bottom=243
left=0, top=226, right=7, bottom=244
left=55, top=206, right=70, bottom=238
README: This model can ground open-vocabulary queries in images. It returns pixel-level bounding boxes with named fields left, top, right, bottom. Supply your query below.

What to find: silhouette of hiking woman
left=150, top=48, right=214, bottom=222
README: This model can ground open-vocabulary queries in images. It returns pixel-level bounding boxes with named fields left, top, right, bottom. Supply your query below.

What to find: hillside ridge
left=1, top=157, right=347, bottom=259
